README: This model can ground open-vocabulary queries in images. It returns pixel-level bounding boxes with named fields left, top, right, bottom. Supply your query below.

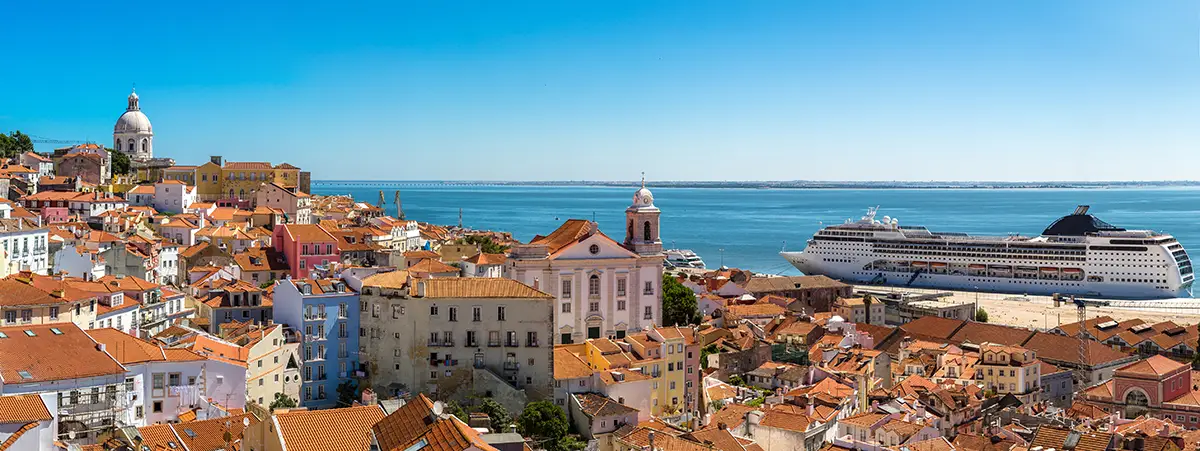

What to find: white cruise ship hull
left=781, top=206, right=1194, bottom=301
left=782, top=251, right=1189, bottom=300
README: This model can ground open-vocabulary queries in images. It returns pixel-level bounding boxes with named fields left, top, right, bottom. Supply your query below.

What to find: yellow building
left=577, top=328, right=687, bottom=420
left=186, top=158, right=303, bottom=203
left=976, top=342, right=1040, bottom=402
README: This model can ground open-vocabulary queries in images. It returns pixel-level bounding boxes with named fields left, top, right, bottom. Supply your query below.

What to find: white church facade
left=508, top=183, right=665, bottom=344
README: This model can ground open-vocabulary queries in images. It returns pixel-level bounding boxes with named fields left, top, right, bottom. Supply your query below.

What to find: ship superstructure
left=781, top=206, right=1193, bottom=299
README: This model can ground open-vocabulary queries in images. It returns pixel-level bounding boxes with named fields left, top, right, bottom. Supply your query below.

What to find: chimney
left=807, top=402, right=814, bottom=417
left=97, top=343, right=107, bottom=353
left=533, top=277, right=540, bottom=291
left=648, top=430, right=656, bottom=451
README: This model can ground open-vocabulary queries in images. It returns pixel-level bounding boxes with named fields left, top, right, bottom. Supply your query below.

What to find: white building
left=157, top=243, right=180, bottom=286
left=461, top=252, right=506, bottom=278
left=87, top=328, right=246, bottom=427
left=19, top=151, right=55, bottom=177
left=113, top=89, right=153, bottom=161
left=127, top=185, right=155, bottom=207
left=0, top=217, right=50, bottom=275
left=153, top=181, right=196, bottom=215
left=69, top=192, right=129, bottom=222
left=508, top=184, right=665, bottom=344
left=52, top=245, right=107, bottom=281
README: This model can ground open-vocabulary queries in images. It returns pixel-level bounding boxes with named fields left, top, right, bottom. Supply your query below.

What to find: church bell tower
left=624, top=175, right=662, bottom=255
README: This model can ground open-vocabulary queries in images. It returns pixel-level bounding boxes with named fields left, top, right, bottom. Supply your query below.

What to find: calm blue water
left=311, top=184, right=1200, bottom=280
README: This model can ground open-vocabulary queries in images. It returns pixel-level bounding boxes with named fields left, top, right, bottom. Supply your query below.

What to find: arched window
left=115, top=140, right=121, bottom=151
left=128, top=139, right=135, bottom=151
left=1124, top=389, right=1149, bottom=418
left=229, top=189, right=235, bottom=198
left=239, top=189, right=245, bottom=199
left=140, top=139, right=147, bottom=152
left=643, top=221, right=652, bottom=241
left=589, top=275, right=600, bottom=296
left=627, top=220, right=633, bottom=240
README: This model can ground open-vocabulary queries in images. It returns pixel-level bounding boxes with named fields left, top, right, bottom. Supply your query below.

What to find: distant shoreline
left=312, top=180, right=1200, bottom=190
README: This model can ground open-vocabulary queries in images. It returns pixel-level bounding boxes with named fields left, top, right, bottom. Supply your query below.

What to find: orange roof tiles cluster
left=274, top=404, right=386, bottom=451
left=0, top=395, right=52, bottom=423
left=415, top=278, right=553, bottom=299
left=0, top=323, right=125, bottom=383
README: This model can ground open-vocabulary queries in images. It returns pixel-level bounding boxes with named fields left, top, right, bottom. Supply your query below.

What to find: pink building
left=273, top=223, right=339, bottom=279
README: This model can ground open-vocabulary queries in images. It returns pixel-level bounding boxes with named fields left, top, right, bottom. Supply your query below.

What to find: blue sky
left=3, top=1, right=1198, bottom=181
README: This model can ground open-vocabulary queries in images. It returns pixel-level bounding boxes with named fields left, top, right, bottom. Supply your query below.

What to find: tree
left=662, top=273, right=701, bottom=326
left=476, top=398, right=511, bottom=432
left=336, top=380, right=358, bottom=407
left=460, top=235, right=510, bottom=254
left=728, top=375, right=746, bottom=386
left=0, top=131, right=34, bottom=160
left=975, top=308, right=989, bottom=323
left=110, top=148, right=132, bottom=175
left=518, top=401, right=570, bottom=447
left=269, top=393, right=297, bottom=411
left=446, top=400, right=469, bottom=422
left=1192, top=339, right=1200, bottom=370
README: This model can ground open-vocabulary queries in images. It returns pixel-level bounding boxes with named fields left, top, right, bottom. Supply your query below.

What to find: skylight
left=0, top=332, right=8, bottom=338
left=184, top=429, right=197, bottom=438
left=50, top=328, right=63, bottom=335
left=18, top=370, right=32, bottom=379
left=23, top=330, right=35, bottom=337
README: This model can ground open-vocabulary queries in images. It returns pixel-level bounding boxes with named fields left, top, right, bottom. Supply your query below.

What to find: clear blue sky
left=3, top=1, right=1198, bottom=181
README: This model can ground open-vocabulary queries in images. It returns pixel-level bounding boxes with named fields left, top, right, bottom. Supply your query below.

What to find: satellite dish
left=243, top=417, right=250, bottom=427
left=432, top=401, right=445, bottom=417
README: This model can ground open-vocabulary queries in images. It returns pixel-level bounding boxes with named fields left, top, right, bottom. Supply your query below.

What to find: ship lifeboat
left=931, top=262, right=948, bottom=268
left=912, top=261, right=928, bottom=267
left=968, top=264, right=986, bottom=270
left=1040, top=267, right=1058, bottom=273
left=1062, top=268, right=1082, bottom=273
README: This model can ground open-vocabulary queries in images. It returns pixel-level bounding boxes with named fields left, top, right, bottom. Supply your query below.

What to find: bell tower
left=624, top=174, right=662, bottom=255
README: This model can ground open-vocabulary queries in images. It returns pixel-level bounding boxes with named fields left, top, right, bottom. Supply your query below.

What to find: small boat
left=664, top=249, right=706, bottom=269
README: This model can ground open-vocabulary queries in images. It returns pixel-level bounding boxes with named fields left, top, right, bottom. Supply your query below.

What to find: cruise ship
left=781, top=206, right=1193, bottom=299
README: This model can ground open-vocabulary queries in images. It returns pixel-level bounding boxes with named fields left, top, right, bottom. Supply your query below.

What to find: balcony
left=505, top=339, right=520, bottom=347
left=488, top=340, right=501, bottom=347
left=526, top=340, right=539, bottom=348
left=427, top=339, right=441, bottom=347
left=503, top=362, right=520, bottom=371
left=466, top=341, right=478, bottom=348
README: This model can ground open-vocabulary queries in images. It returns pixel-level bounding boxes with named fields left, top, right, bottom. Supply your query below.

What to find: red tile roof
left=274, top=405, right=386, bottom=451
left=0, top=323, right=125, bottom=383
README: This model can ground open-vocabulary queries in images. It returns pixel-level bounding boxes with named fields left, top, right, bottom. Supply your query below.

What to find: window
left=506, top=331, right=518, bottom=347
left=644, top=306, right=652, bottom=320
left=562, top=302, right=571, bottom=313
left=339, top=303, right=348, bottom=318
left=449, top=307, right=458, bottom=322
left=643, top=221, right=652, bottom=241
left=153, top=401, right=163, bottom=413
left=498, top=306, right=506, bottom=321
left=589, top=302, right=599, bottom=312
left=152, top=374, right=165, bottom=390
left=644, top=281, right=654, bottom=295
left=617, top=279, right=626, bottom=297
left=617, top=300, right=626, bottom=311
left=393, top=305, right=404, bottom=318
left=589, top=275, right=600, bottom=296
left=467, top=331, right=477, bottom=346
left=527, top=332, right=538, bottom=346
left=473, top=306, right=481, bottom=322
left=562, top=280, right=572, bottom=298
left=430, top=306, right=439, bottom=316
left=49, top=307, right=58, bottom=320
left=3, top=311, right=13, bottom=324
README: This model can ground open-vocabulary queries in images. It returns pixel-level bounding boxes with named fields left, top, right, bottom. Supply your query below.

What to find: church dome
left=632, top=186, right=654, bottom=207
left=114, top=90, right=152, bottom=134
left=115, top=110, right=152, bottom=134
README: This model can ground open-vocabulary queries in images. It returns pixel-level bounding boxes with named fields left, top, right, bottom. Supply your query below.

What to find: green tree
left=975, top=308, right=989, bottom=323
left=662, top=273, right=701, bottom=326
left=0, top=131, right=34, bottom=160
left=269, top=393, right=297, bottom=411
left=552, top=435, right=587, bottom=451
left=110, top=148, right=132, bottom=175
left=336, top=380, right=358, bottom=407
left=460, top=235, right=510, bottom=254
left=446, top=401, right=469, bottom=422
left=518, top=401, right=571, bottom=447
left=476, top=398, right=511, bottom=432
left=728, top=375, right=746, bottom=386
left=699, top=343, right=719, bottom=370
left=746, top=397, right=765, bottom=407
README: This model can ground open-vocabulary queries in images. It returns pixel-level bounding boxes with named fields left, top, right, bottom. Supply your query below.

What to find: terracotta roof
left=372, top=394, right=436, bottom=451
left=173, top=412, right=258, bottom=451
left=179, top=241, right=213, bottom=258
left=0, top=395, right=52, bottom=423
left=223, top=161, right=272, bottom=169
left=398, top=416, right=500, bottom=451
left=280, top=223, right=336, bottom=243
left=574, top=393, right=638, bottom=418
left=619, top=426, right=713, bottom=451
left=900, top=317, right=967, bottom=341
left=684, top=428, right=748, bottom=451
left=705, top=404, right=758, bottom=431
left=879, top=419, right=927, bottom=438
left=274, top=404, right=386, bottom=451
left=1117, top=355, right=1188, bottom=378
left=234, top=246, right=289, bottom=272
left=128, top=185, right=155, bottom=194
left=87, top=328, right=206, bottom=365
left=411, top=278, right=553, bottom=299
left=759, top=410, right=811, bottom=433
left=952, top=322, right=1036, bottom=346
left=529, top=219, right=596, bottom=254
left=135, top=424, right=183, bottom=450
left=0, top=277, right=70, bottom=307
left=554, top=347, right=594, bottom=379
left=361, top=270, right=411, bottom=289
left=0, top=323, right=125, bottom=383
left=1029, top=426, right=1113, bottom=451
left=1022, top=332, right=1132, bottom=367
left=407, top=258, right=461, bottom=275
left=463, top=253, right=507, bottom=265
left=906, top=437, right=957, bottom=451
left=840, top=412, right=888, bottom=428
left=727, top=303, right=786, bottom=318
left=742, top=275, right=849, bottom=292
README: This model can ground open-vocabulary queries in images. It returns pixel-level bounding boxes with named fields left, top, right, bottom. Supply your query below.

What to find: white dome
left=115, top=110, right=152, bottom=134
left=632, top=187, right=654, bottom=207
